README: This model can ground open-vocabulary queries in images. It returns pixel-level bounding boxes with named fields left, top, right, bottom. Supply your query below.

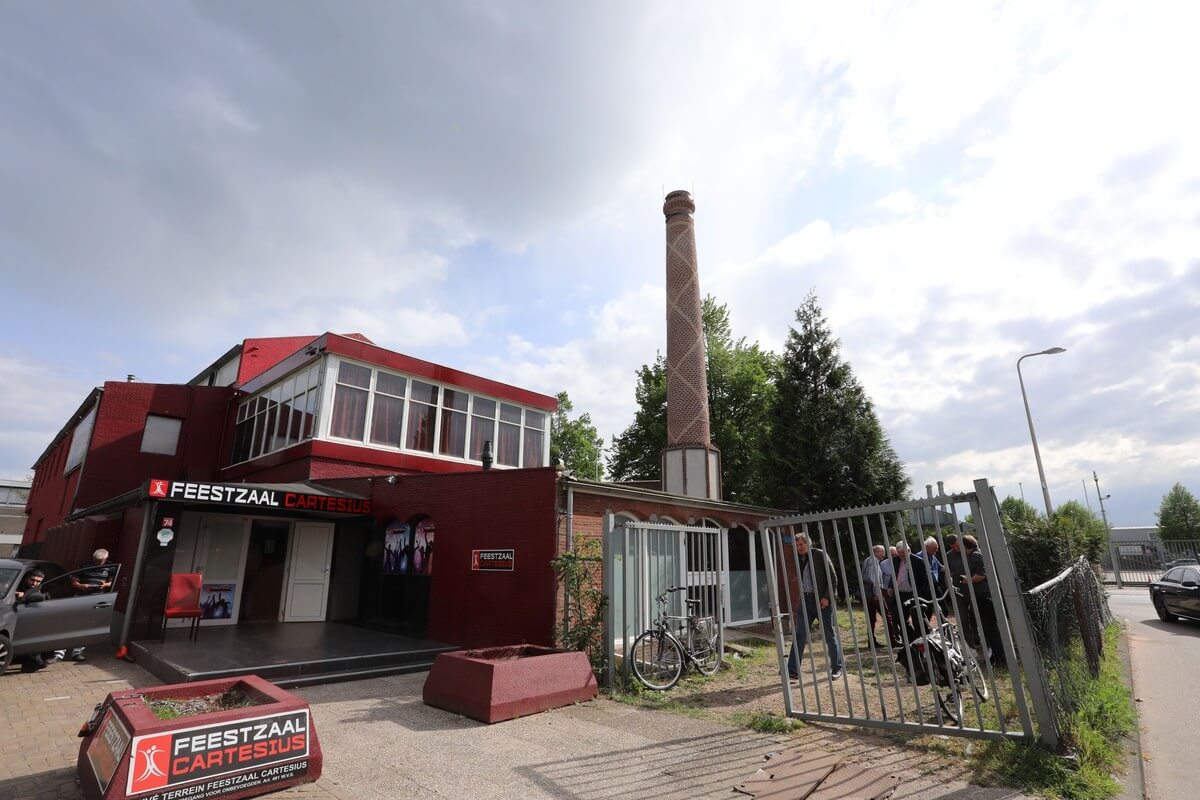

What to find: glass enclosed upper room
left=229, top=354, right=551, bottom=470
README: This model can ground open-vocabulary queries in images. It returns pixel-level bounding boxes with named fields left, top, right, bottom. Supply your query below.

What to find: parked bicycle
left=899, top=590, right=989, bottom=727
left=630, top=586, right=721, bottom=690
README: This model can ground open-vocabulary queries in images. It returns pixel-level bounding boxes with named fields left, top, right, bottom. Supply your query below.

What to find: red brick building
left=21, top=331, right=780, bottom=654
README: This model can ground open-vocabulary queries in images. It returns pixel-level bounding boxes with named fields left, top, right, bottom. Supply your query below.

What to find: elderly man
left=55, top=548, right=117, bottom=663
left=787, top=533, right=843, bottom=681
left=888, top=541, right=934, bottom=641
left=860, top=545, right=890, bottom=648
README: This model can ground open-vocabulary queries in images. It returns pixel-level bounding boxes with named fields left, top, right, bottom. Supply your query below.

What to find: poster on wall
left=383, top=520, right=410, bottom=575
left=199, top=584, right=236, bottom=620
left=411, top=519, right=435, bottom=575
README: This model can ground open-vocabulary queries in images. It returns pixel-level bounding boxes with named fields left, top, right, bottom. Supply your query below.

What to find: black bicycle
left=900, top=591, right=989, bottom=726
left=630, top=586, right=721, bottom=690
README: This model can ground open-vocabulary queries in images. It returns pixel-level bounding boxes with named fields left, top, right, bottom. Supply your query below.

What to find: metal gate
left=1102, top=538, right=1200, bottom=586
left=601, top=514, right=725, bottom=688
left=761, top=479, right=1058, bottom=745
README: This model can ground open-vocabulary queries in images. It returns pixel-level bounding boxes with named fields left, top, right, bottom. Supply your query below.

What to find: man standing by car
left=58, top=549, right=116, bottom=662
left=13, top=571, right=50, bottom=671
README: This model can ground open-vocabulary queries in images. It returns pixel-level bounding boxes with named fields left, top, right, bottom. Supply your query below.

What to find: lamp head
left=1042, top=346, right=1067, bottom=355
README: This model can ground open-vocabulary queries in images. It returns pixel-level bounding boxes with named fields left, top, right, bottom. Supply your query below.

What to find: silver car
left=1, top=558, right=120, bottom=671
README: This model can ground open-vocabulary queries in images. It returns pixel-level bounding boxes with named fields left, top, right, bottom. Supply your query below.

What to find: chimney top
left=663, top=190, right=695, bottom=219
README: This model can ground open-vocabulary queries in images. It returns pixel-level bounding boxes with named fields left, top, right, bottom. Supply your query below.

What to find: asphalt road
left=1107, top=587, right=1200, bottom=800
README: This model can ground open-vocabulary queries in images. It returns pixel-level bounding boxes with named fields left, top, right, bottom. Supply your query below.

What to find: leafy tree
left=550, top=391, right=604, bottom=481
left=766, top=291, right=908, bottom=512
left=608, top=297, right=777, bottom=504
left=1000, top=496, right=1041, bottom=527
left=1051, top=500, right=1109, bottom=564
left=1156, top=483, right=1200, bottom=541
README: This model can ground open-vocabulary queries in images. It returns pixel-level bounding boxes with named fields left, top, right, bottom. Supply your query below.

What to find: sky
left=1, top=1, right=1197, bottom=527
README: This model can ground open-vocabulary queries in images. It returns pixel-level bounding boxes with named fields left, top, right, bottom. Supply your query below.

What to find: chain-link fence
left=1023, top=557, right=1114, bottom=741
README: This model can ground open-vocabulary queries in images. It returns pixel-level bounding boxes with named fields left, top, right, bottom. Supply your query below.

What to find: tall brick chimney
left=662, top=190, right=721, bottom=499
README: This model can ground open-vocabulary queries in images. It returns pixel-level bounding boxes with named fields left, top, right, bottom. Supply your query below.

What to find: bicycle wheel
left=631, top=630, right=684, bottom=690
left=939, top=686, right=964, bottom=728
left=962, top=650, right=989, bottom=702
left=691, top=618, right=721, bottom=676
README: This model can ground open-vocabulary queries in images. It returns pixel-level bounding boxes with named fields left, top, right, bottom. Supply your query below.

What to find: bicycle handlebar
left=654, top=586, right=688, bottom=604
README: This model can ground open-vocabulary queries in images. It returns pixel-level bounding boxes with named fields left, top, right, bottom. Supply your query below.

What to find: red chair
left=162, top=573, right=203, bottom=642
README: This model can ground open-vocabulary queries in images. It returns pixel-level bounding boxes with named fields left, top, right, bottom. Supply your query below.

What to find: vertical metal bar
left=883, top=513, right=925, bottom=720
left=761, top=522, right=795, bottom=718
left=910, top=509, right=945, bottom=728
left=800, top=523, right=831, bottom=715
left=831, top=516, right=870, bottom=717
left=621, top=523, right=629, bottom=682
left=812, top=520, right=843, bottom=717
left=847, top=515, right=889, bottom=718
left=972, top=479, right=1057, bottom=747
left=931, top=504, right=987, bottom=731
left=876, top=513, right=907, bottom=722
left=787, top=524, right=815, bottom=716
left=602, top=511, right=615, bottom=690
left=1109, top=541, right=1123, bottom=589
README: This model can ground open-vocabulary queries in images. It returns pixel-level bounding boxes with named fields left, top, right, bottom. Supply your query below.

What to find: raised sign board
left=86, top=713, right=131, bottom=793
left=148, top=479, right=371, bottom=515
left=471, top=549, right=515, bottom=571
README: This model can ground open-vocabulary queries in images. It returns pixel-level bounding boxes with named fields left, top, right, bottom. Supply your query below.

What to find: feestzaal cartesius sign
left=147, top=478, right=372, bottom=515
left=126, top=710, right=309, bottom=796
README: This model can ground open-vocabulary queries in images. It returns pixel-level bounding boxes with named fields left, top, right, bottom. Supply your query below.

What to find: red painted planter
left=422, top=644, right=598, bottom=723
left=77, top=675, right=321, bottom=800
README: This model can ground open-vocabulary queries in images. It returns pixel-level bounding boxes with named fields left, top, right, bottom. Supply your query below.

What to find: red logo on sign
left=148, top=479, right=170, bottom=498
left=128, top=733, right=172, bottom=794
left=471, top=551, right=480, bottom=570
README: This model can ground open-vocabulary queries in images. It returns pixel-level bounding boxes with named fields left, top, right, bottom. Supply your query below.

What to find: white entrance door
left=283, top=522, right=335, bottom=622
left=192, top=515, right=251, bottom=626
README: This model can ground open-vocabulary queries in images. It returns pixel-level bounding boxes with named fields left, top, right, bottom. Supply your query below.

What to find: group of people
left=785, top=531, right=1008, bottom=683
left=13, top=549, right=116, bottom=673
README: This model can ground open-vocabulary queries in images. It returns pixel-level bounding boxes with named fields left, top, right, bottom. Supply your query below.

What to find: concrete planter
left=422, top=644, right=598, bottom=723
left=77, top=674, right=321, bottom=800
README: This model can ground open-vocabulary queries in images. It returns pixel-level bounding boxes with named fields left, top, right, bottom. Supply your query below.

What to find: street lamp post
left=1017, top=346, right=1066, bottom=523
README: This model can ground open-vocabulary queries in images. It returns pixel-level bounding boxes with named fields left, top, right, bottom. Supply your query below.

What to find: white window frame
left=229, top=358, right=325, bottom=466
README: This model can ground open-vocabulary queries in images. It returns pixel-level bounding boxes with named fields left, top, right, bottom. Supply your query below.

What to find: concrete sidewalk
left=1, top=655, right=1035, bottom=800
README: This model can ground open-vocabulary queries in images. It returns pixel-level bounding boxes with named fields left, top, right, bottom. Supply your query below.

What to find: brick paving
left=0, top=657, right=343, bottom=800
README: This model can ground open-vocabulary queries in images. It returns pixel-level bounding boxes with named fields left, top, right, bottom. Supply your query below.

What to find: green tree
left=766, top=291, right=908, bottom=512
left=550, top=391, right=604, bottom=481
left=1051, top=500, right=1109, bottom=564
left=1156, top=483, right=1200, bottom=541
left=1000, top=496, right=1041, bottom=527
left=608, top=296, right=777, bottom=504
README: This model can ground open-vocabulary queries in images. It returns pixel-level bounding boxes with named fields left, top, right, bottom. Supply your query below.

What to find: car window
left=1185, top=569, right=1200, bottom=585
left=0, top=567, right=20, bottom=597
left=38, top=563, right=121, bottom=600
left=1162, top=568, right=1182, bottom=583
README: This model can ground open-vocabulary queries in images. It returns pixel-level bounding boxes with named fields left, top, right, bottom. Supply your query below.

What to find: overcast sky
left=2, top=2, right=1197, bottom=526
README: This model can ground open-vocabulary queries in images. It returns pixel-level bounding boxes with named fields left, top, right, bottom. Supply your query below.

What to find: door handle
left=94, top=602, right=113, bottom=609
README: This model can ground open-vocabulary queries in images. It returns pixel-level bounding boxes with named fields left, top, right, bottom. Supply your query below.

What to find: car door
left=1157, top=568, right=1183, bottom=615
left=1181, top=568, right=1200, bottom=618
left=10, top=565, right=120, bottom=657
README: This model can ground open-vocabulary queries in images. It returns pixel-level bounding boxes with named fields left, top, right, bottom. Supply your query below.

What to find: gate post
left=602, top=511, right=615, bottom=690
left=1108, top=541, right=1123, bottom=589
left=972, top=479, right=1060, bottom=749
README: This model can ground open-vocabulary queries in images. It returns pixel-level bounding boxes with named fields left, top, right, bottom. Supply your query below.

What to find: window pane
left=370, top=394, right=405, bottom=447
left=472, top=397, right=496, bottom=417
left=232, top=419, right=253, bottom=463
left=439, top=409, right=467, bottom=457
left=525, top=410, right=545, bottom=430
left=330, top=385, right=368, bottom=440
left=470, top=414, right=494, bottom=461
left=497, top=422, right=520, bottom=466
left=237, top=402, right=249, bottom=423
left=500, top=403, right=522, bottom=424
left=275, top=396, right=293, bottom=448
left=523, top=429, right=544, bottom=467
left=302, top=388, right=318, bottom=439
left=443, top=388, right=468, bottom=411
left=64, top=407, right=96, bottom=473
left=376, top=372, right=407, bottom=397
left=411, top=380, right=438, bottom=405
left=140, top=415, right=182, bottom=456
left=337, top=361, right=372, bottom=388
left=289, top=401, right=303, bottom=443
left=405, top=402, right=435, bottom=452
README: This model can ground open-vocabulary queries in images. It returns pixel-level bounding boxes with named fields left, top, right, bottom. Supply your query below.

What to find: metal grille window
left=438, top=389, right=469, bottom=457
left=369, top=372, right=407, bottom=447
left=405, top=380, right=438, bottom=453
left=497, top=403, right=521, bottom=467
left=470, top=397, right=496, bottom=461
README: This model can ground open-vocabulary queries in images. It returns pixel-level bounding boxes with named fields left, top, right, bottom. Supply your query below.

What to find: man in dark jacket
left=787, top=533, right=844, bottom=680
left=888, top=541, right=935, bottom=639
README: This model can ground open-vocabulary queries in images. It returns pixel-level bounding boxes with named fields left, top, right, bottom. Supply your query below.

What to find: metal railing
left=1102, top=538, right=1200, bottom=586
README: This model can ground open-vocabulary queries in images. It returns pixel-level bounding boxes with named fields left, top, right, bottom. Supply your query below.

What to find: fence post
left=1109, top=541, right=1123, bottom=589
left=972, top=479, right=1061, bottom=749
left=602, top=511, right=615, bottom=690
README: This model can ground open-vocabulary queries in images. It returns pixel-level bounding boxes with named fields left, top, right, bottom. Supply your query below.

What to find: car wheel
left=0, top=633, right=12, bottom=672
left=1153, top=594, right=1178, bottom=622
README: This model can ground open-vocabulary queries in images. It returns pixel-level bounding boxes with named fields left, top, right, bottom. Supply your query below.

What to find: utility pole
left=1019, top=482, right=1025, bottom=503
left=1082, top=479, right=1093, bottom=512
left=1093, top=471, right=1111, bottom=531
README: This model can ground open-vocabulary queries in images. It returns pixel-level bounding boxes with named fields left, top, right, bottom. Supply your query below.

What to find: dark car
left=0, top=558, right=120, bottom=671
left=1150, top=565, right=1200, bottom=623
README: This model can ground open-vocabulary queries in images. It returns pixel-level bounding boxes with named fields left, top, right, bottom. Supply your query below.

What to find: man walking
left=787, top=533, right=843, bottom=681
left=860, top=545, right=888, bottom=648
left=957, top=535, right=1006, bottom=667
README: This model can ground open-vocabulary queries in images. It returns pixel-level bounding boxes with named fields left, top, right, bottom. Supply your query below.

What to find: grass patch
left=972, top=624, right=1135, bottom=800
left=730, top=709, right=797, bottom=733
left=608, top=680, right=712, bottom=720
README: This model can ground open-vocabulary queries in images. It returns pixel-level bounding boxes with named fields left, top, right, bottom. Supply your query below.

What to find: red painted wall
left=319, top=468, right=560, bottom=648
left=23, top=430, right=85, bottom=545
left=235, top=336, right=317, bottom=385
